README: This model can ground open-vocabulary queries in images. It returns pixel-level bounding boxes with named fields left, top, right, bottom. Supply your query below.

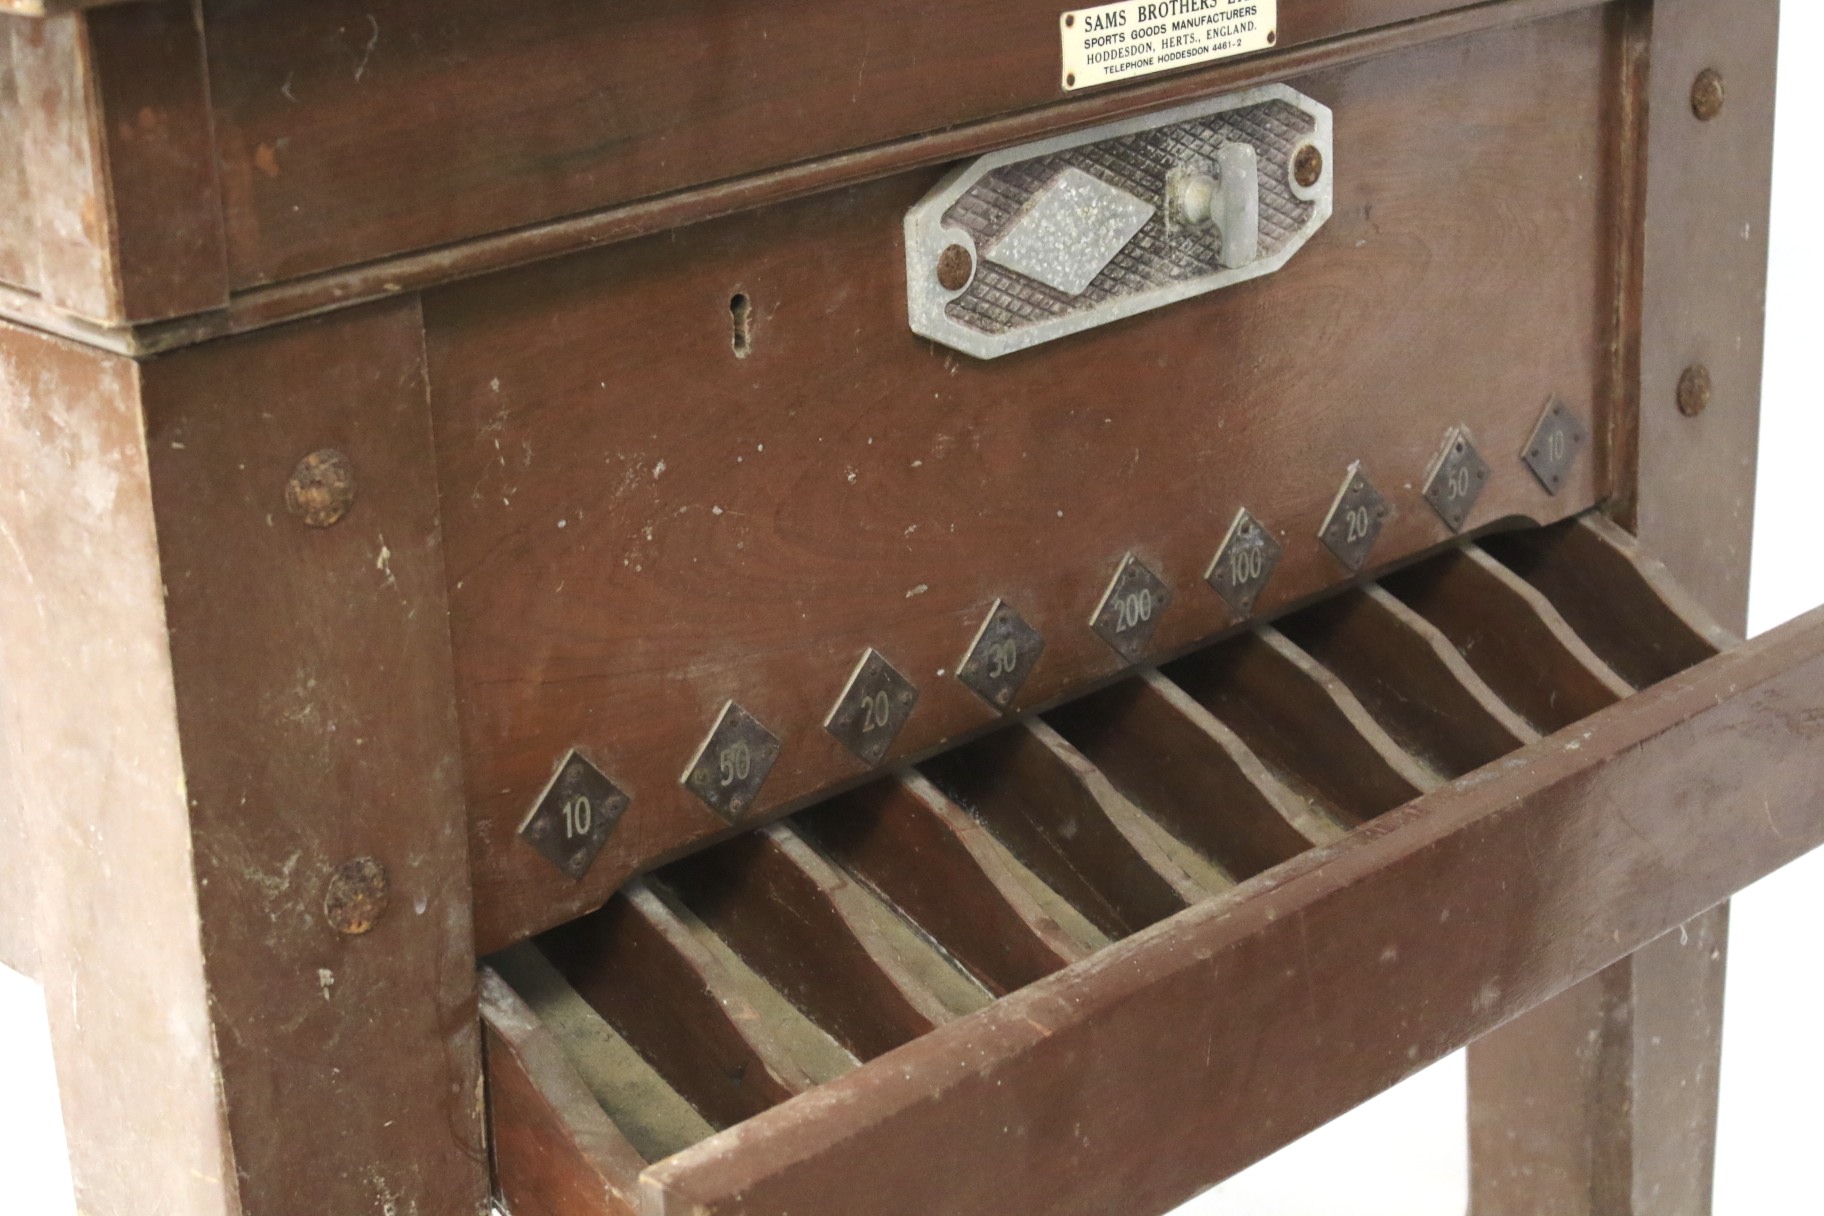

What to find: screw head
left=1691, top=68, right=1725, bottom=121
left=1677, top=364, right=1714, bottom=417
left=1293, top=145, right=1325, bottom=189
left=324, top=857, right=389, bottom=935
left=286, top=448, right=356, bottom=528
left=936, top=244, right=974, bottom=292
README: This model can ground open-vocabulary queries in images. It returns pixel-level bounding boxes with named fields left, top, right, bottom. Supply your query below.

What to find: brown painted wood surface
left=1483, top=513, right=1732, bottom=688
left=925, top=722, right=1204, bottom=938
left=202, top=0, right=1510, bottom=290
left=3, top=3, right=226, bottom=324
left=481, top=967, right=646, bottom=1216
left=431, top=8, right=1620, bottom=949
left=639, top=601, right=1824, bottom=1216
left=1164, top=627, right=1438, bottom=822
left=542, top=882, right=824, bottom=1128
left=1047, top=671, right=1322, bottom=879
left=1383, top=545, right=1632, bottom=731
left=1470, top=0, right=1779, bottom=1208
left=138, top=299, right=488, bottom=1216
left=1277, top=583, right=1539, bottom=776
left=662, top=823, right=966, bottom=1060
left=801, top=774, right=1087, bottom=996
left=0, top=321, right=238, bottom=1216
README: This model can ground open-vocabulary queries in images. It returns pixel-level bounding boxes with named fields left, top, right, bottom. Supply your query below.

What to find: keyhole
left=729, top=293, right=753, bottom=359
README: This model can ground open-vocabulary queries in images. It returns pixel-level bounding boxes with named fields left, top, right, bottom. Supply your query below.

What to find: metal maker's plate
left=519, top=751, right=629, bottom=881
left=681, top=701, right=782, bottom=823
left=905, top=84, right=1333, bottom=358
left=826, top=650, right=920, bottom=767
left=957, top=599, right=1046, bottom=711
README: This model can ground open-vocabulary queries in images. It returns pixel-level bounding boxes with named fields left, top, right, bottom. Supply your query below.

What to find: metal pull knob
left=1167, top=142, right=1259, bottom=268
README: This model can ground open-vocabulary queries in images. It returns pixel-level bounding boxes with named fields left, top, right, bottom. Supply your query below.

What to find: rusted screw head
left=1293, top=145, right=1324, bottom=189
left=324, top=857, right=389, bottom=935
left=1691, top=68, right=1725, bottom=121
left=285, top=448, right=356, bottom=528
left=1677, top=364, right=1714, bottom=417
left=936, top=244, right=974, bottom=292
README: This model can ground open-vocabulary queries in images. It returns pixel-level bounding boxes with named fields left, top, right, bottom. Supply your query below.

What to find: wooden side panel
left=428, top=9, right=1622, bottom=948
left=138, top=299, right=489, bottom=1216
left=643, top=603, right=1824, bottom=1216
left=205, top=0, right=1503, bottom=287
left=0, top=322, right=237, bottom=1216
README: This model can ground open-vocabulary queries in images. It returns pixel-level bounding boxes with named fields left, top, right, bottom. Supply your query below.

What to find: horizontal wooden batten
left=637, top=602, right=1824, bottom=1216
left=0, top=0, right=1606, bottom=355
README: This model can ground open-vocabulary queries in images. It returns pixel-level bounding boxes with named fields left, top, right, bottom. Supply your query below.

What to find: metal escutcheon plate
left=904, top=84, right=1333, bottom=359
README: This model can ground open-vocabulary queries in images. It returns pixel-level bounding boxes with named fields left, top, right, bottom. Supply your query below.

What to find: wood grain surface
left=427, top=8, right=1621, bottom=948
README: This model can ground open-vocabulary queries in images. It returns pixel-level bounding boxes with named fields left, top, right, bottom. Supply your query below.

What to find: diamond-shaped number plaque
left=1205, top=508, right=1282, bottom=616
left=1423, top=428, right=1491, bottom=533
left=957, top=600, right=1046, bottom=712
left=681, top=701, right=782, bottom=823
left=1320, top=465, right=1392, bottom=573
left=519, top=750, right=629, bottom=881
left=826, top=650, right=919, bottom=767
left=1092, top=554, right=1173, bottom=662
left=1523, top=397, right=1591, bottom=495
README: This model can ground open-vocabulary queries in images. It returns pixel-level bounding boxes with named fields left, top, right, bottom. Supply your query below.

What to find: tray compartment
left=486, top=515, right=1809, bottom=1216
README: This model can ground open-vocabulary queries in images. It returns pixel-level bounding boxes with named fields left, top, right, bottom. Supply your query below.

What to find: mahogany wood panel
left=1482, top=513, right=1732, bottom=688
left=0, top=321, right=237, bottom=1216
left=481, top=967, right=646, bottom=1216
left=203, top=0, right=1502, bottom=289
left=1164, top=627, right=1437, bottom=822
left=1382, top=545, right=1632, bottom=731
left=661, top=824, right=967, bottom=1060
left=1277, top=583, right=1539, bottom=776
left=1047, top=670, right=1322, bottom=879
left=799, top=773, right=1086, bottom=996
left=923, top=722, right=1203, bottom=939
left=541, top=882, right=825, bottom=1129
left=426, top=8, right=1621, bottom=948
left=640, top=601, right=1824, bottom=1216
left=138, top=299, right=487, bottom=1216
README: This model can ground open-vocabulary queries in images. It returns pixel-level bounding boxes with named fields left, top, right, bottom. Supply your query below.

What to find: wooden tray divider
left=480, top=963, right=649, bottom=1216
left=1161, top=627, right=1440, bottom=825
left=797, top=772, right=1092, bottom=998
left=919, top=720, right=1207, bottom=940
left=1045, top=670, right=1339, bottom=880
left=1276, top=584, right=1541, bottom=778
left=1379, top=544, right=1633, bottom=731
left=1479, top=514, right=1736, bottom=688
left=538, top=880, right=850, bottom=1128
left=659, top=823, right=988, bottom=1062
left=485, top=943, right=715, bottom=1165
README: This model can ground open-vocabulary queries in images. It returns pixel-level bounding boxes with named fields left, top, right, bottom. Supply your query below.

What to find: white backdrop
left=4, top=9, right=1821, bottom=1212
